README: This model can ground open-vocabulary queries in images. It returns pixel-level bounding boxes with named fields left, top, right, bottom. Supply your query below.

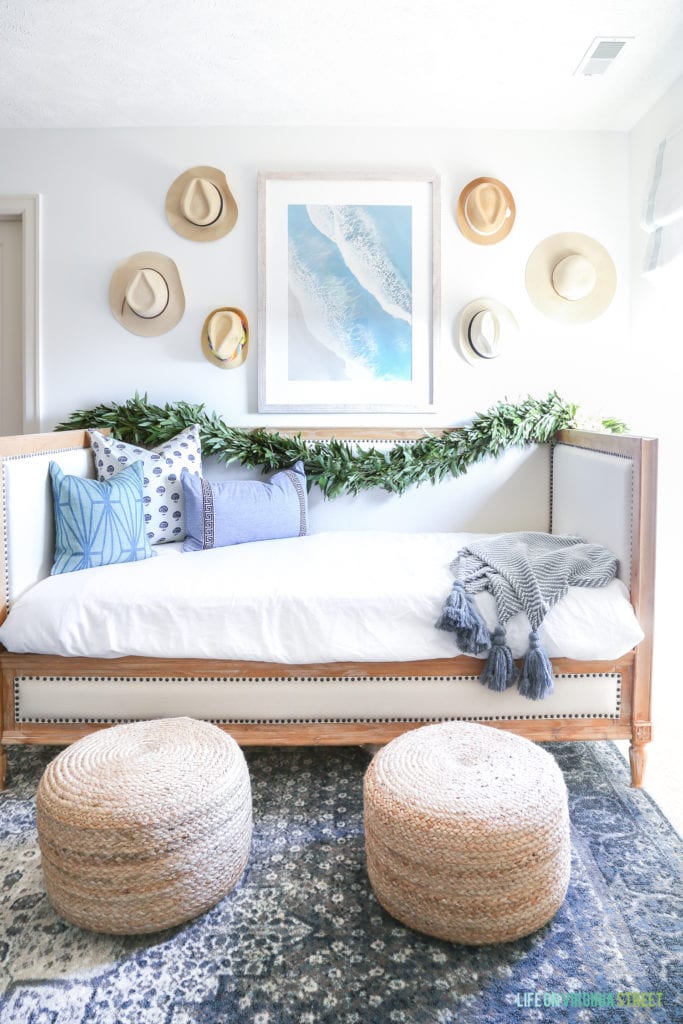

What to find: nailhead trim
left=15, top=672, right=622, bottom=725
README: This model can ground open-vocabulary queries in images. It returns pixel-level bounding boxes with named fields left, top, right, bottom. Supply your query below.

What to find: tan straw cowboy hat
left=202, top=307, right=249, bottom=369
left=109, top=252, right=185, bottom=337
left=525, top=232, right=617, bottom=324
left=456, top=177, right=516, bottom=244
left=166, top=166, right=238, bottom=241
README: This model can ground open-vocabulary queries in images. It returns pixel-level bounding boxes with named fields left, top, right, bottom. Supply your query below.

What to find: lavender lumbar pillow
left=181, top=461, right=309, bottom=551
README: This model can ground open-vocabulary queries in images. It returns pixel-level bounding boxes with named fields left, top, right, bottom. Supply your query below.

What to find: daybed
left=0, top=427, right=656, bottom=788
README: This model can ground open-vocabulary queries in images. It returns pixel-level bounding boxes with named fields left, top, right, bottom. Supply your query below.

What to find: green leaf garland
left=55, top=391, right=626, bottom=499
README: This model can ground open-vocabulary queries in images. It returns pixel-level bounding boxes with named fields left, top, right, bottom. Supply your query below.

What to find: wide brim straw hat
left=525, top=232, right=617, bottom=324
left=457, top=298, right=518, bottom=365
left=166, top=166, right=238, bottom=242
left=201, top=307, right=249, bottom=369
left=456, top=177, right=516, bottom=245
left=109, top=252, right=185, bottom=337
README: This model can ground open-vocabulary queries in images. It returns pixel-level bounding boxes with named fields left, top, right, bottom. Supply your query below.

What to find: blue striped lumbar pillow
left=181, top=461, right=309, bottom=551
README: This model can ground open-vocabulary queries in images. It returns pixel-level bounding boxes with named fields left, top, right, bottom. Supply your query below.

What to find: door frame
left=0, top=195, right=40, bottom=432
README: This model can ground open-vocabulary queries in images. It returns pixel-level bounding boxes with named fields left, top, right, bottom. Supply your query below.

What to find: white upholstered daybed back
left=1, top=431, right=635, bottom=618
left=1, top=439, right=551, bottom=613
left=207, top=443, right=552, bottom=534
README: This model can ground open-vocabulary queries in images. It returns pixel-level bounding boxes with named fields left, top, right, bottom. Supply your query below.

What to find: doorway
left=0, top=218, right=23, bottom=434
left=0, top=196, right=40, bottom=434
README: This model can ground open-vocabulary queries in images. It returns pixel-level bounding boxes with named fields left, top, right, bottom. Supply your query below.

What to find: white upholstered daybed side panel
left=15, top=672, right=622, bottom=724
left=551, top=442, right=633, bottom=587
left=2, top=447, right=94, bottom=609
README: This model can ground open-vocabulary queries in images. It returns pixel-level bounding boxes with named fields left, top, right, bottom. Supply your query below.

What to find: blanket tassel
left=518, top=630, right=555, bottom=700
left=435, top=581, right=490, bottom=654
left=480, top=626, right=519, bottom=692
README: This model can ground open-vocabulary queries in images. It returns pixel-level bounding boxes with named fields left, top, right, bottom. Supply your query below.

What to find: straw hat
left=525, top=232, right=617, bottom=324
left=166, top=166, right=238, bottom=241
left=457, top=298, right=518, bottom=365
left=456, top=177, right=516, bottom=244
left=202, top=307, right=249, bottom=369
left=109, top=252, right=185, bottom=337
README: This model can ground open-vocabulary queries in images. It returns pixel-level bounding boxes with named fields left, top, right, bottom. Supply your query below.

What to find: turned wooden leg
left=629, top=742, right=647, bottom=787
left=629, top=723, right=652, bottom=787
left=0, top=745, right=6, bottom=792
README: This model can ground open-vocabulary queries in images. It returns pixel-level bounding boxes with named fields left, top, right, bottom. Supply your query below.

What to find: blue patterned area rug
left=0, top=741, right=681, bottom=1024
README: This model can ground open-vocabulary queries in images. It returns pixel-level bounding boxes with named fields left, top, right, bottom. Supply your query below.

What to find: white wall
left=628, top=76, right=683, bottom=723
left=629, top=75, right=682, bottom=431
left=0, top=125, right=630, bottom=430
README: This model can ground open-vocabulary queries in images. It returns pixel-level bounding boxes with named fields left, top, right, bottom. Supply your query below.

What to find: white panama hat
left=457, top=298, right=518, bottom=365
left=525, top=232, right=617, bottom=324
left=109, top=252, right=185, bottom=337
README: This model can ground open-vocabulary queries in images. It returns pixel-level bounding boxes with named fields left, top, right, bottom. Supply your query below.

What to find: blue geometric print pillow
left=88, top=425, right=202, bottom=545
left=50, top=460, right=154, bottom=575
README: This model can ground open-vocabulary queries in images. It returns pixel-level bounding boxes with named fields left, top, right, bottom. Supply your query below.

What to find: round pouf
left=36, top=717, right=252, bottom=934
left=364, top=722, right=571, bottom=944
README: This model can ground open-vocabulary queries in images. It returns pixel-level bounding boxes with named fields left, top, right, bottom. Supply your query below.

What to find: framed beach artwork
left=257, top=172, right=440, bottom=413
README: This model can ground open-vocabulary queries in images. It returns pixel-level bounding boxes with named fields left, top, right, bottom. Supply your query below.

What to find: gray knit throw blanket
left=436, top=532, right=618, bottom=700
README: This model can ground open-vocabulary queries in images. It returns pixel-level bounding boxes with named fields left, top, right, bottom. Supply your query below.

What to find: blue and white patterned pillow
left=89, top=425, right=202, bottom=545
left=50, top=460, right=154, bottom=575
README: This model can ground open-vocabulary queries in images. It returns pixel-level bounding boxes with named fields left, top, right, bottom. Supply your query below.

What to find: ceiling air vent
left=574, top=37, right=632, bottom=76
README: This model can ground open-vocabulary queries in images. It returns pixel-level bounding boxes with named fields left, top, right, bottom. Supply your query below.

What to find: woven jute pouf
left=36, top=717, right=252, bottom=934
left=364, top=721, right=571, bottom=945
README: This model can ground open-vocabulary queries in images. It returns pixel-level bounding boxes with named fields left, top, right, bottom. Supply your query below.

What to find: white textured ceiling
left=1, top=0, right=681, bottom=130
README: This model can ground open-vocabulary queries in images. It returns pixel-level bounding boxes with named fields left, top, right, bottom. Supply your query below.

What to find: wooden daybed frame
left=0, top=427, right=657, bottom=789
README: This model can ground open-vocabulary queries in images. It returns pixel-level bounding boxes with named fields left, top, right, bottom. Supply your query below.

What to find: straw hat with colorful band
left=109, top=252, right=185, bottom=337
left=525, top=232, right=617, bottom=324
left=166, top=166, right=238, bottom=241
left=457, top=298, right=518, bottom=365
left=202, top=307, right=249, bottom=369
left=456, top=177, right=516, bottom=245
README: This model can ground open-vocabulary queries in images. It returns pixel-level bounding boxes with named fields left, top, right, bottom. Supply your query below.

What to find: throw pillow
left=89, top=424, right=202, bottom=544
left=50, top=460, right=154, bottom=575
left=181, top=461, right=309, bottom=551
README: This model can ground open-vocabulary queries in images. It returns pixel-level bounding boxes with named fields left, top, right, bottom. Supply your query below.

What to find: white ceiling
left=1, top=0, right=681, bottom=131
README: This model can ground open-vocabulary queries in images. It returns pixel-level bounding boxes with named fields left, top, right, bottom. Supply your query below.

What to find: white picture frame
left=258, top=171, right=440, bottom=413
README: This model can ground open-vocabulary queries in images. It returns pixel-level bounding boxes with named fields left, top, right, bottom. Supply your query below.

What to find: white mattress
left=0, top=531, right=643, bottom=662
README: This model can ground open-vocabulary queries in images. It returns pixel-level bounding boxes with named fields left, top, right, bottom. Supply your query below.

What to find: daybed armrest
left=551, top=428, right=657, bottom=612
left=0, top=430, right=96, bottom=625
left=551, top=428, right=657, bottom=770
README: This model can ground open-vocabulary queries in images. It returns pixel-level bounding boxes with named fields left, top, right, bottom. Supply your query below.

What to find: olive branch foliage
left=56, top=392, right=626, bottom=499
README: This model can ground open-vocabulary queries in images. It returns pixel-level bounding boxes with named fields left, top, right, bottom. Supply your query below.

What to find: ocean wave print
left=305, top=205, right=412, bottom=325
left=287, top=204, right=413, bottom=383
left=288, top=241, right=379, bottom=382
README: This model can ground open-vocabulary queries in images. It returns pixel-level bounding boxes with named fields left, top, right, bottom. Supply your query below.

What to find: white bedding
left=0, top=531, right=643, bottom=662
